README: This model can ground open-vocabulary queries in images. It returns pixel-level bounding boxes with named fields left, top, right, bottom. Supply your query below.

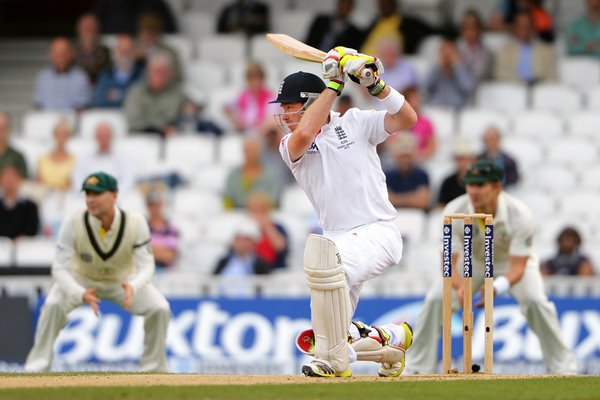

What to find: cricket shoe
left=377, top=322, right=413, bottom=378
left=302, top=360, right=352, bottom=378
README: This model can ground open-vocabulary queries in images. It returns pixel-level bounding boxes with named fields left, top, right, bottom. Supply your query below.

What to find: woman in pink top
left=402, top=86, right=436, bottom=160
left=225, top=62, right=276, bottom=134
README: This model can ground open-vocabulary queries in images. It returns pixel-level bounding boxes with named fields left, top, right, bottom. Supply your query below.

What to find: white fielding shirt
left=443, top=191, right=538, bottom=274
left=279, top=108, right=397, bottom=232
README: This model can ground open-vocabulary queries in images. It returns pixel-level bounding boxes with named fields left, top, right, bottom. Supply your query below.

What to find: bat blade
left=266, top=33, right=326, bottom=63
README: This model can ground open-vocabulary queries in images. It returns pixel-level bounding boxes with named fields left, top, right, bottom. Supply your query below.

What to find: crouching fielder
left=272, top=46, right=418, bottom=377
left=25, top=172, right=170, bottom=372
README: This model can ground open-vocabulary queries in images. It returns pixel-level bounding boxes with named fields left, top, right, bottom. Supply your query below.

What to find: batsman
left=272, top=47, right=417, bottom=377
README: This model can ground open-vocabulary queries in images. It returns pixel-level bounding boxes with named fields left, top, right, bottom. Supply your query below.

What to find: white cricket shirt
left=443, top=191, right=539, bottom=274
left=280, top=108, right=397, bottom=232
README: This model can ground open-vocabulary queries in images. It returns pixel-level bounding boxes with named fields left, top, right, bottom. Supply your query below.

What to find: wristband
left=368, top=78, right=386, bottom=96
left=378, top=88, right=405, bottom=114
left=327, top=80, right=344, bottom=96
left=493, top=276, right=510, bottom=296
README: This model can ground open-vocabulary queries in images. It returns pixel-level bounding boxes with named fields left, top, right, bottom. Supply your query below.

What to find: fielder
left=273, top=46, right=417, bottom=377
left=25, top=172, right=170, bottom=372
left=407, top=160, right=577, bottom=374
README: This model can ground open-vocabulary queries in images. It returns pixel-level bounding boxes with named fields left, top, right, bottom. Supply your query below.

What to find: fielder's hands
left=122, top=282, right=134, bottom=310
left=82, top=288, right=100, bottom=316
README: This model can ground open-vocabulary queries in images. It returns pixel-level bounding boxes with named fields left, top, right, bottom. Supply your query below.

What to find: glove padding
left=340, top=53, right=385, bottom=87
left=322, top=46, right=357, bottom=82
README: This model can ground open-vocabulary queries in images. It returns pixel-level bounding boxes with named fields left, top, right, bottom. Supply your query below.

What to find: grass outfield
left=0, top=376, right=599, bottom=400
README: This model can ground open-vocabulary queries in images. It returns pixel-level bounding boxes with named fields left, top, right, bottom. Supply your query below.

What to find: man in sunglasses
left=408, top=159, right=577, bottom=374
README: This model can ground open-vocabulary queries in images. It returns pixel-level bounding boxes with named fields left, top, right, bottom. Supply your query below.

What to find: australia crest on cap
left=86, top=175, right=99, bottom=185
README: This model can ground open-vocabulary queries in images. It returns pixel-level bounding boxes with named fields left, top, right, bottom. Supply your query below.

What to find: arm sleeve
left=279, top=133, right=304, bottom=169
left=129, top=216, right=156, bottom=293
left=509, top=207, right=535, bottom=257
left=123, top=85, right=145, bottom=131
left=453, top=64, right=476, bottom=94
left=51, top=215, right=86, bottom=300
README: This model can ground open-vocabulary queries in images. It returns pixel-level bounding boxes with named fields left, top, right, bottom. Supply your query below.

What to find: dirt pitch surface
left=0, top=373, right=562, bottom=388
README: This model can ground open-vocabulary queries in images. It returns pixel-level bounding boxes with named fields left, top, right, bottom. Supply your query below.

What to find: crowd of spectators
left=0, top=0, right=599, bottom=275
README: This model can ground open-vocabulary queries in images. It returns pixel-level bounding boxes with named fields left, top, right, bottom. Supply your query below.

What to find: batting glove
left=322, top=46, right=357, bottom=96
left=340, top=53, right=387, bottom=96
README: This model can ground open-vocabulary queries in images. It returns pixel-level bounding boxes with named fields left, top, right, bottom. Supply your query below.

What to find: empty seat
left=218, top=135, right=245, bottom=166
left=10, top=137, right=47, bottom=174
left=22, top=111, right=76, bottom=141
left=14, top=236, right=55, bottom=267
left=508, top=188, right=557, bottom=218
left=512, top=111, right=564, bottom=138
left=204, top=86, right=239, bottom=130
left=566, top=111, right=600, bottom=137
left=165, top=135, right=217, bottom=172
left=250, top=35, right=290, bottom=63
left=79, top=109, right=128, bottom=137
left=191, top=164, right=232, bottom=194
left=475, top=82, right=528, bottom=113
left=546, top=138, right=598, bottom=167
left=201, top=211, right=248, bottom=244
left=163, top=35, right=194, bottom=63
left=586, top=86, right=600, bottom=110
left=502, top=137, right=545, bottom=167
left=178, top=242, right=229, bottom=273
left=197, top=35, right=245, bottom=63
left=117, top=190, right=146, bottom=215
left=421, top=106, right=455, bottom=139
left=531, top=84, right=582, bottom=113
left=559, top=57, right=600, bottom=92
left=0, top=237, right=13, bottom=267
left=394, top=209, right=426, bottom=243
left=271, top=11, right=314, bottom=41
left=173, top=189, right=224, bottom=221
left=117, top=136, right=161, bottom=171
left=418, top=35, right=443, bottom=61
left=559, top=191, right=600, bottom=217
left=186, top=60, right=227, bottom=93
left=282, top=60, right=322, bottom=80
left=280, top=185, right=314, bottom=217
left=180, top=12, right=215, bottom=39
left=525, top=163, right=578, bottom=193
left=457, top=108, right=509, bottom=139
left=579, top=165, right=600, bottom=190
left=405, top=56, right=430, bottom=85
left=534, top=213, right=593, bottom=247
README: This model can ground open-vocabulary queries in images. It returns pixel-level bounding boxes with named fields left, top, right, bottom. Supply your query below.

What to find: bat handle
left=358, top=68, right=374, bottom=79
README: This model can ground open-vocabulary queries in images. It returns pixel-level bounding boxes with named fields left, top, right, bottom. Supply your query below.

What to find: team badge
left=80, top=252, right=93, bottom=263
left=85, top=176, right=99, bottom=185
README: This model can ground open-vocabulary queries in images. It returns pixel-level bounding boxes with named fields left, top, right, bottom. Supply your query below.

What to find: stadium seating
left=531, top=83, right=583, bottom=113
left=512, top=111, right=564, bottom=138
left=475, top=82, right=528, bottom=113
left=79, top=109, right=128, bottom=137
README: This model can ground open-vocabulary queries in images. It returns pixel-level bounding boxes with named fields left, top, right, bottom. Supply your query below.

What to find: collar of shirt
left=87, top=205, right=121, bottom=242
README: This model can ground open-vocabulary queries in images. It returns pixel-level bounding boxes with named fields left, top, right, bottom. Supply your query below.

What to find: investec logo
left=463, top=225, right=472, bottom=277
left=484, top=226, right=493, bottom=278
left=442, top=225, right=451, bottom=277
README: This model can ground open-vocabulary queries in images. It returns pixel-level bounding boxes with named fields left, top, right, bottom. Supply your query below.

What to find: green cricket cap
left=81, top=172, right=118, bottom=193
left=462, top=160, right=504, bottom=184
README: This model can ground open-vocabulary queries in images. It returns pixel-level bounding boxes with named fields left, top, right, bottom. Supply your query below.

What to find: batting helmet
left=269, top=71, right=325, bottom=104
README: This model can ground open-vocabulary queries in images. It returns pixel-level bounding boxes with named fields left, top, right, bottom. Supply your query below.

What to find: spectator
left=94, top=0, right=178, bottom=34
left=494, top=12, right=557, bottom=84
left=542, top=227, right=595, bottom=276
left=94, top=34, right=145, bottom=108
left=424, top=38, right=476, bottom=110
left=224, top=62, right=277, bottom=134
left=336, top=94, right=355, bottom=116
left=384, top=133, right=430, bottom=210
left=567, top=0, right=600, bottom=58
left=375, top=37, right=418, bottom=93
left=457, top=9, right=494, bottom=84
left=0, top=164, right=39, bottom=239
left=305, top=0, right=363, bottom=51
left=403, top=86, right=436, bottom=160
left=178, top=99, right=224, bottom=136
left=361, top=0, right=434, bottom=55
left=74, top=13, right=111, bottom=84
left=0, top=113, right=28, bottom=178
left=259, top=120, right=295, bottom=188
left=489, top=0, right=554, bottom=42
left=247, top=191, right=289, bottom=269
left=37, top=120, right=76, bottom=191
left=34, top=37, right=92, bottom=111
left=223, top=137, right=281, bottom=208
left=135, top=13, right=182, bottom=82
left=72, top=122, right=136, bottom=191
left=214, top=218, right=271, bottom=274
left=144, top=184, right=179, bottom=270
left=437, top=139, right=477, bottom=208
left=124, top=52, right=184, bottom=137
left=217, top=0, right=270, bottom=35
left=478, top=125, right=519, bottom=187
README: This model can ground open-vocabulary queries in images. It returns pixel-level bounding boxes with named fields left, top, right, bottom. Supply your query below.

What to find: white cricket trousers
left=407, top=262, right=578, bottom=374
left=25, top=282, right=170, bottom=372
left=324, top=219, right=403, bottom=314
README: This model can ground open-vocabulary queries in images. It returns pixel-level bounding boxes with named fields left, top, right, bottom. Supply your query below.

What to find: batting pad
left=351, top=337, right=405, bottom=364
left=303, top=234, right=351, bottom=373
